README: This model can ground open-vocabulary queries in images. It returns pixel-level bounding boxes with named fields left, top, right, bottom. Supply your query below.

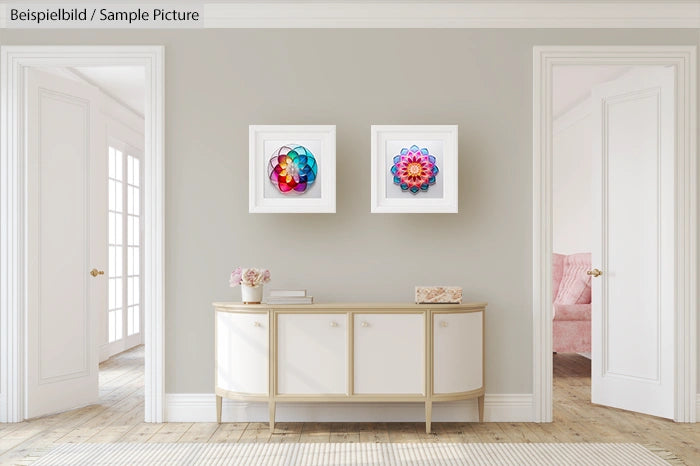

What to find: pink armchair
left=552, top=253, right=592, bottom=353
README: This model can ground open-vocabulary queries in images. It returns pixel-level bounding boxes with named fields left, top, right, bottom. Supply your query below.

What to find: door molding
left=532, top=46, right=697, bottom=422
left=0, top=46, right=165, bottom=423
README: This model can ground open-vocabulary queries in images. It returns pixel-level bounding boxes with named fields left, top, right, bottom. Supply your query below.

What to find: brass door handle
left=90, top=268, right=105, bottom=277
left=587, top=268, right=603, bottom=277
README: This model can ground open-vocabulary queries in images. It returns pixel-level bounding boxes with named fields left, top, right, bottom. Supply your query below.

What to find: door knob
left=90, top=268, right=105, bottom=277
left=587, top=268, right=603, bottom=277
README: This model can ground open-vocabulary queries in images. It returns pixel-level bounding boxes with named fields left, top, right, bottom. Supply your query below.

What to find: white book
left=265, top=296, right=314, bottom=304
left=268, top=289, right=307, bottom=297
left=266, top=296, right=313, bottom=301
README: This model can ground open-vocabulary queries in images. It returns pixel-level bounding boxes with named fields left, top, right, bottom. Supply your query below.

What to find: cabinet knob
left=440, top=321, right=448, bottom=328
left=253, top=321, right=261, bottom=327
left=361, top=321, right=369, bottom=328
left=329, top=321, right=338, bottom=328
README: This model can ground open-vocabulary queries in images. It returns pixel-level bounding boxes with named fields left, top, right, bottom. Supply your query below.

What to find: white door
left=354, top=313, right=424, bottom=394
left=590, top=66, right=675, bottom=419
left=277, top=314, right=346, bottom=395
left=26, top=69, right=105, bottom=418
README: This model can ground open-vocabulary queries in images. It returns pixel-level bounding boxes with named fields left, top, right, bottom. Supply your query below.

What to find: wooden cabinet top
left=213, top=302, right=487, bottom=312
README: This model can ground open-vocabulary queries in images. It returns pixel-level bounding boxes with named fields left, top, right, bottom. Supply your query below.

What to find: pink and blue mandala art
left=268, top=145, right=318, bottom=194
left=391, top=145, right=439, bottom=194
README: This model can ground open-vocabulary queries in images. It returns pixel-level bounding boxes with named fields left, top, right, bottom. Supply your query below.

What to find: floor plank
left=146, top=423, right=192, bottom=443
left=238, top=423, right=272, bottom=443
left=178, top=423, right=219, bottom=443
left=208, top=423, right=246, bottom=443
left=386, top=422, right=419, bottom=443
left=269, top=422, right=303, bottom=443
left=299, top=422, right=331, bottom=443
left=358, top=422, right=390, bottom=443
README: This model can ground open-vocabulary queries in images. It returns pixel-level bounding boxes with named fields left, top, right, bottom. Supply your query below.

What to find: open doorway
left=552, top=63, right=677, bottom=418
left=23, top=65, right=145, bottom=419
left=533, top=46, right=696, bottom=424
left=536, top=49, right=698, bottom=425
left=0, top=46, right=164, bottom=424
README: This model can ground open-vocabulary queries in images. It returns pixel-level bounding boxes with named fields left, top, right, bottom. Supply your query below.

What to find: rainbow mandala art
left=391, top=145, right=439, bottom=194
left=268, top=145, right=318, bottom=194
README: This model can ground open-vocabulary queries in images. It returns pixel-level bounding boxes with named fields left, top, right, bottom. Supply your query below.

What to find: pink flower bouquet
left=229, top=267, right=271, bottom=288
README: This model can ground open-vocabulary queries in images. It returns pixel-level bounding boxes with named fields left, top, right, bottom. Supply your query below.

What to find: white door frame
left=0, top=46, right=165, bottom=423
left=532, top=46, right=697, bottom=422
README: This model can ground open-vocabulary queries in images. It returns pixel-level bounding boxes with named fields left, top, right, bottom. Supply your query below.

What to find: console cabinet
left=214, top=302, right=486, bottom=433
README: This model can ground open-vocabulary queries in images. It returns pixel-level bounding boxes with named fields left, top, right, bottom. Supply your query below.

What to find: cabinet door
left=433, top=311, right=483, bottom=394
left=354, top=313, right=424, bottom=394
left=216, top=312, right=268, bottom=394
left=277, top=313, right=347, bottom=395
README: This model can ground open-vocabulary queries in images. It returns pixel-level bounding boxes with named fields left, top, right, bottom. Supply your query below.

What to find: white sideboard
left=213, top=302, right=486, bottom=433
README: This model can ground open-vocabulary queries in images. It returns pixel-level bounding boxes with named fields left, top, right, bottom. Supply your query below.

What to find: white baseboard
left=165, top=393, right=533, bottom=423
left=696, top=394, right=700, bottom=422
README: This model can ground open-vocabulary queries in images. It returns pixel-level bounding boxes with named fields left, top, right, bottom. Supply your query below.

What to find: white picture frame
left=371, top=125, right=458, bottom=213
left=249, top=125, right=336, bottom=213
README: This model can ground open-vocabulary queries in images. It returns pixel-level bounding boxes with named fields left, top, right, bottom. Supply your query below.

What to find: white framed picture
left=371, top=125, right=458, bottom=213
left=249, top=125, right=336, bottom=213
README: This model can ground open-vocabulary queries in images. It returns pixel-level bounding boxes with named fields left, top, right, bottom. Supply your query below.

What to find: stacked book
left=265, top=289, right=314, bottom=305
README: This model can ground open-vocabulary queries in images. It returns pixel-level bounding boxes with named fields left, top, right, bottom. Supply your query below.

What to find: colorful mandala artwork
left=390, top=145, right=439, bottom=194
left=268, top=145, right=318, bottom=194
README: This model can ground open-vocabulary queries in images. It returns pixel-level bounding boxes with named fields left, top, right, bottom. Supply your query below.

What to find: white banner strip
left=1, top=2, right=700, bottom=29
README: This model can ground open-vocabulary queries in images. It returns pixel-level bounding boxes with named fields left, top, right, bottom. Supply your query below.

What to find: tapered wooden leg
left=216, top=395, right=222, bottom=423
left=425, top=400, right=432, bottom=434
left=477, top=395, right=485, bottom=422
left=269, top=400, right=276, bottom=431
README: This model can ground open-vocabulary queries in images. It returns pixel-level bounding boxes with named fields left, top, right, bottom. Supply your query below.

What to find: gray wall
left=1, top=29, right=698, bottom=395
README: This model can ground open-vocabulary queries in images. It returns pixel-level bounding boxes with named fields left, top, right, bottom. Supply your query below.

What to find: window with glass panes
left=108, top=145, right=142, bottom=343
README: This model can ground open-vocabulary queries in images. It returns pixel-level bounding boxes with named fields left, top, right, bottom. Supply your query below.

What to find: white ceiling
left=552, top=65, right=631, bottom=118
left=72, top=66, right=145, bottom=117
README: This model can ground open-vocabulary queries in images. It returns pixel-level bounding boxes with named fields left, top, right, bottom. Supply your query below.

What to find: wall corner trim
left=165, top=393, right=534, bottom=423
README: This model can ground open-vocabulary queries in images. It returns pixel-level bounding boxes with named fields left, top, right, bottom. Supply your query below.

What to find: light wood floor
left=0, top=348, right=698, bottom=465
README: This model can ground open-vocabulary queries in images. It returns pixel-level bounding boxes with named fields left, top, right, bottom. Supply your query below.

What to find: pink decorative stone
left=415, top=286, right=463, bottom=304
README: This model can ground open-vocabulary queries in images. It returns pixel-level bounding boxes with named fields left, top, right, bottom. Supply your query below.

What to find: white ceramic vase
left=241, top=285, right=263, bottom=304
